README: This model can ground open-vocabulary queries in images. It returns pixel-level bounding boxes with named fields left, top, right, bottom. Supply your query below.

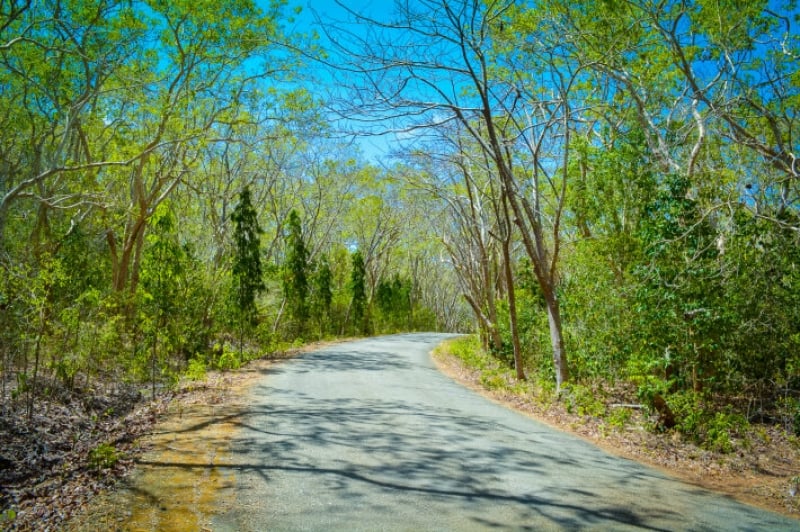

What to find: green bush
left=455, top=335, right=490, bottom=368
left=215, top=347, right=241, bottom=371
left=607, top=406, right=633, bottom=429
left=185, top=356, right=207, bottom=381
left=438, top=335, right=520, bottom=391
left=562, top=384, right=606, bottom=418
left=704, top=412, right=747, bottom=454
left=479, top=367, right=509, bottom=390
left=667, top=391, right=749, bottom=453
left=88, top=442, right=120, bottom=470
left=669, top=391, right=705, bottom=436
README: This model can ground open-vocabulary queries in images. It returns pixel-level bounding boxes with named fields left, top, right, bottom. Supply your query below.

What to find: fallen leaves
left=0, top=381, right=171, bottom=531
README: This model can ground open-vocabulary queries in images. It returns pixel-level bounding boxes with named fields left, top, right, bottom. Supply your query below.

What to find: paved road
left=211, top=333, right=797, bottom=531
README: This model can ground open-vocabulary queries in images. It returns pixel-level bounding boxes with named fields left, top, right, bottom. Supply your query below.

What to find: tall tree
left=0, top=0, right=146, bottom=253
left=231, top=186, right=264, bottom=356
left=283, top=209, right=309, bottom=336
left=349, top=249, right=368, bottom=335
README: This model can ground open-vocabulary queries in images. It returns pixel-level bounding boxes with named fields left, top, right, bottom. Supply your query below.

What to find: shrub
left=89, top=442, right=120, bottom=470
left=667, top=391, right=749, bottom=453
left=705, top=412, right=745, bottom=453
left=215, top=347, right=241, bottom=371
left=562, top=384, right=606, bottom=418
left=479, top=367, right=508, bottom=390
left=185, top=356, right=207, bottom=381
left=445, top=335, right=487, bottom=369
left=607, top=406, right=633, bottom=429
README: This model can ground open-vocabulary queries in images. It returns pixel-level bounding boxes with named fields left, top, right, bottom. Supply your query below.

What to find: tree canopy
left=1, top=1, right=799, bottom=504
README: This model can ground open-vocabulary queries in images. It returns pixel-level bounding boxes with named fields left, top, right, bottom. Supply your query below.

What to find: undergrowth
left=437, top=335, right=765, bottom=454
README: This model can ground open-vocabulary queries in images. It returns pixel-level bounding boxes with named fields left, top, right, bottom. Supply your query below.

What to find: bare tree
left=322, top=0, right=595, bottom=390
left=436, top=150, right=504, bottom=354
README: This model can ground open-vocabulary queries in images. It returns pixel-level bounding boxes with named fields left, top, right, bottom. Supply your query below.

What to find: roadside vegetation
left=0, top=2, right=462, bottom=527
left=322, top=0, right=800, bottom=472
left=435, top=336, right=800, bottom=517
left=1, top=0, right=799, bottom=528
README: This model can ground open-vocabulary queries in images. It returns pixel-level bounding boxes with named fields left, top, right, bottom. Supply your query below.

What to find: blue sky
left=292, top=0, right=393, bottom=23
left=271, top=0, right=403, bottom=163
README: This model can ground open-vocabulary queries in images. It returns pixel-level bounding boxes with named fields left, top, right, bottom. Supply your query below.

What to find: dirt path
left=63, top=352, right=297, bottom=531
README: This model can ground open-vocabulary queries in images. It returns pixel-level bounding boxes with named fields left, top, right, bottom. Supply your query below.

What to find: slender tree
left=140, top=206, right=186, bottom=399
left=349, top=250, right=368, bottom=335
left=284, top=209, right=309, bottom=336
left=231, top=186, right=265, bottom=358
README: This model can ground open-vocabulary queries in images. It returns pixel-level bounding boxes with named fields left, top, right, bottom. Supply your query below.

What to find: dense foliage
left=321, top=0, right=800, bottom=445
left=0, top=0, right=452, bottom=438
left=1, top=0, right=798, bottom=504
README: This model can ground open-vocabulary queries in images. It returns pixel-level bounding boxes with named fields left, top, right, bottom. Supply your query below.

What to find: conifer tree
left=350, top=250, right=368, bottom=335
left=231, top=186, right=265, bottom=357
left=283, top=209, right=309, bottom=336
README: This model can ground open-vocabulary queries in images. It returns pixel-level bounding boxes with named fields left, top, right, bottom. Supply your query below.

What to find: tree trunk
left=112, top=215, right=147, bottom=292
left=543, top=285, right=568, bottom=393
left=463, top=292, right=502, bottom=352
left=502, top=242, right=525, bottom=381
left=28, top=328, right=43, bottom=422
left=480, top=248, right=502, bottom=352
left=151, top=332, right=158, bottom=401
left=129, top=226, right=146, bottom=296
left=503, top=183, right=571, bottom=392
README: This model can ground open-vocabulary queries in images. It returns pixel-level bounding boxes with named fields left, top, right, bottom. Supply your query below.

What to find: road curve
left=211, top=333, right=797, bottom=531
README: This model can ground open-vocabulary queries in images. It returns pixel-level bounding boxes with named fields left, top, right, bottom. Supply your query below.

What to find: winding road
left=192, top=333, right=795, bottom=531
left=90, top=333, right=797, bottom=530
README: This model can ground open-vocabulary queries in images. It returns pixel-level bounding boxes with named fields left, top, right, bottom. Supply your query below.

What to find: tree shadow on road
left=132, top=391, right=791, bottom=530
left=121, top=336, right=796, bottom=531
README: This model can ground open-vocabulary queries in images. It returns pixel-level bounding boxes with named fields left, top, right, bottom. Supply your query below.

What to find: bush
left=215, top=347, right=241, bottom=371
left=607, top=406, right=633, bottom=429
left=667, top=391, right=749, bottom=453
left=562, top=383, right=606, bottom=418
left=185, top=356, right=207, bottom=381
left=88, top=442, right=120, bottom=470
left=704, top=412, right=746, bottom=454
left=480, top=367, right=509, bottom=390
left=444, top=335, right=488, bottom=369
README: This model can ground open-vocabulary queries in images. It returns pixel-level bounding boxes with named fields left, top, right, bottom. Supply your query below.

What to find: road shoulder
left=430, top=342, right=800, bottom=520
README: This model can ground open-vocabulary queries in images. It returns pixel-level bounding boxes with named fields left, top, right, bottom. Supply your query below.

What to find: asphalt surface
left=210, top=333, right=798, bottom=531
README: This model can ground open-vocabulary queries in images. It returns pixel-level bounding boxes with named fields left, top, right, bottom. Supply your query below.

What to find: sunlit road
left=211, top=333, right=796, bottom=531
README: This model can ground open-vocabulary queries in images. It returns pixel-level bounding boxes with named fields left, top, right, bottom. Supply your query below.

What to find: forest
left=1, top=0, right=799, bottom=523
